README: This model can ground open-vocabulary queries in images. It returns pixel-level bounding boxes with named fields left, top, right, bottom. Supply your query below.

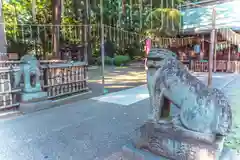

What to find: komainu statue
left=13, top=54, right=47, bottom=102
left=130, top=48, right=233, bottom=160
left=146, top=48, right=178, bottom=119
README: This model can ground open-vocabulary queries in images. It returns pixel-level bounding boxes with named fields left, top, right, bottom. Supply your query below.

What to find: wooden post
left=227, top=43, right=231, bottom=72
left=213, top=32, right=217, bottom=72
left=0, top=0, right=6, bottom=54
left=208, top=8, right=216, bottom=87
left=100, top=0, right=105, bottom=94
left=200, top=35, right=204, bottom=60
left=202, top=35, right=204, bottom=52
left=237, top=45, right=240, bottom=73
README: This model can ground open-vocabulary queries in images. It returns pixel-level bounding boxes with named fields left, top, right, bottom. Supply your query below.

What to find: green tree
left=146, top=8, right=181, bottom=37
left=2, top=0, right=199, bottom=60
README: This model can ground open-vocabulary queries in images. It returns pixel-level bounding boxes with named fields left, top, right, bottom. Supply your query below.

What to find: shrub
left=105, top=56, right=114, bottom=65
left=104, top=40, right=116, bottom=57
left=114, top=55, right=130, bottom=66
left=96, top=56, right=114, bottom=65
left=125, top=42, right=145, bottom=59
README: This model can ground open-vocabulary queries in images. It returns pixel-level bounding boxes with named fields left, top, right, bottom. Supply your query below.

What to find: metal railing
left=0, top=60, right=88, bottom=110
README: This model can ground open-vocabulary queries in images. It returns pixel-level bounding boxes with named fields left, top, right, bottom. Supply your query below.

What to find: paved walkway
left=0, top=73, right=239, bottom=160
left=222, top=76, right=240, bottom=152
left=85, top=65, right=146, bottom=100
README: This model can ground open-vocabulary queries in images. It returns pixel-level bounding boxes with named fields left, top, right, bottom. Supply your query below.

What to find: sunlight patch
left=91, top=85, right=149, bottom=106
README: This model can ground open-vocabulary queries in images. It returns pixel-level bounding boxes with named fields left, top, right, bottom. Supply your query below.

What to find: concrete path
left=0, top=73, right=238, bottom=160
left=91, top=72, right=236, bottom=106
left=222, top=75, right=240, bottom=152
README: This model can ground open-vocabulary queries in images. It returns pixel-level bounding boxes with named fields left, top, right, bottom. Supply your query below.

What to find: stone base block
left=19, top=100, right=53, bottom=113
left=20, top=91, right=48, bottom=102
left=125, top=121, right=239, bottom=160
left=122, top=143, right=169, bottom=160
left=122, top=143, right=239, bottom=160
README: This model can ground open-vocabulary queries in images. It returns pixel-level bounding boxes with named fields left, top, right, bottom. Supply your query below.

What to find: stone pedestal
left=19, top=91, right=52, bottom=113
left=122, top=121, right=238, bottom=160
left=15, top=55, right=53, bottom=113
left=122, top=143, right=169, bottom=160
left=122, top=143, right=239, bottom=160
left=19, top=99, right=53, bottom=113
left=20, top=91, right=47, bottom=102
left=126, top=48, right=235, bottom=160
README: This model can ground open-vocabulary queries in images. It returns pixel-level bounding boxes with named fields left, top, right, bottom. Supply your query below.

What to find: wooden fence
left=191, top=60, right=240, bottom=73
left=0, top=67, right=21, bottom=111
left=0, top=60, right=67, bottom=68
left=0, top=61, right=88, bottom=110
left=191, top=61, right=209, bottom=72
left=41, top=62, right=88, bottom=99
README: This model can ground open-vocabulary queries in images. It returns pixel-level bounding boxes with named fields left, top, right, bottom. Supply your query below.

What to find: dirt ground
left=86, top=64, right=146, bottom=99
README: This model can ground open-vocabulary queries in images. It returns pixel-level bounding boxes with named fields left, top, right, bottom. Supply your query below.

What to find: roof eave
left=180, top=28, right=212, bottom=35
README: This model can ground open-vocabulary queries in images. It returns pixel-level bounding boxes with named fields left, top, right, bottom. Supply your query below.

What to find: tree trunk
left=52, top=0, right=61, bottom=59
left=72, top=0, right=92, bottom=63
left=0, top=0, right=7, bottom=57
left=85, top=0, right=92, bottom=64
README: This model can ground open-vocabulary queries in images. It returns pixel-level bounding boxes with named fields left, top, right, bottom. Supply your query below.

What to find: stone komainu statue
left=12, top=54, right=47, bottom=103
left=148, top=48, right=232, bottom=136
left=133, top=48, right=233, bottom=160
left=14, top=54, right=42, bottom=93
left=146, top=48, right=178, bottom=119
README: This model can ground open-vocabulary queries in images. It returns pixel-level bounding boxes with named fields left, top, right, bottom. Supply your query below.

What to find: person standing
left=144, top=38, right=151, bottom=70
